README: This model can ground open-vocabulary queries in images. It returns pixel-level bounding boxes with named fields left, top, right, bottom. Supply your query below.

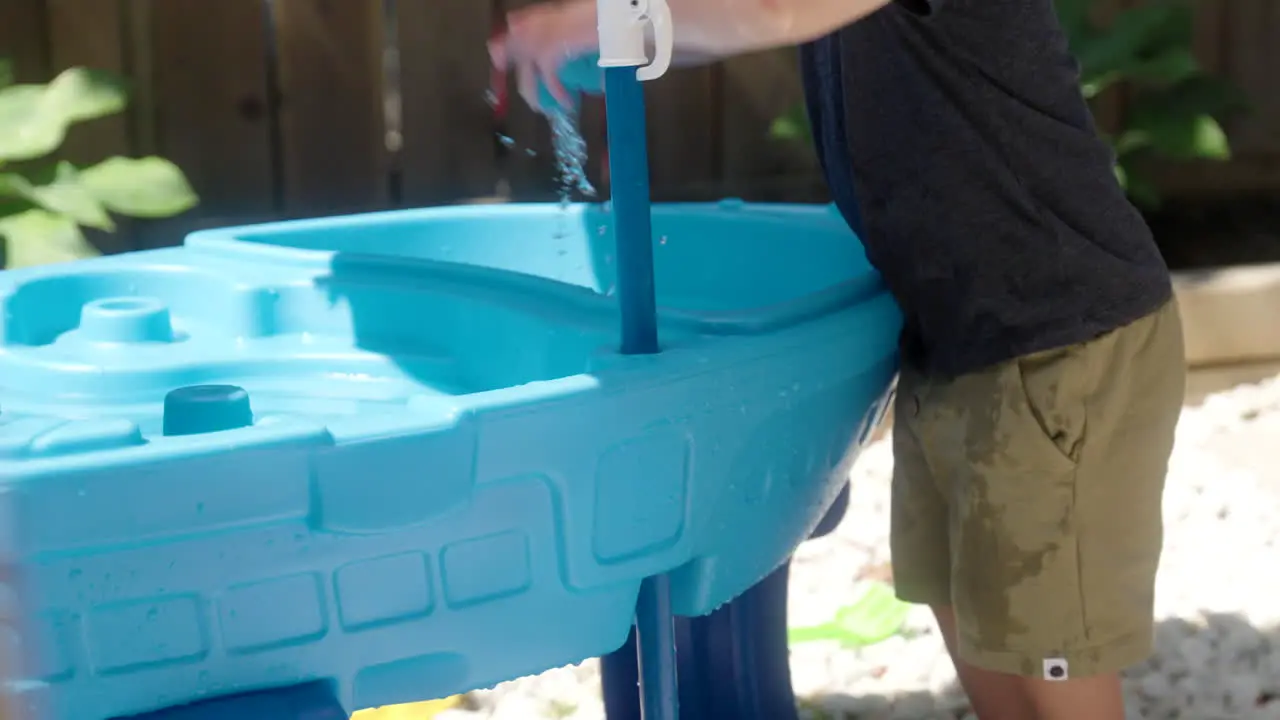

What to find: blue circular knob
left=79, top=297, right=174, bottom=343
left=163, top=385, right=253, bottom=436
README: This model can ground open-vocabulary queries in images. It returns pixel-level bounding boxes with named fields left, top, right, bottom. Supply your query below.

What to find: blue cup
left=539, top=53, right=604, bottom=113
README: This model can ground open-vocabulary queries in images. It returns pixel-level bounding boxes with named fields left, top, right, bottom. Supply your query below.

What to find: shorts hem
left=957, top=630, right=1153, bottom=679
left=893, top=583, right=949, bottom=607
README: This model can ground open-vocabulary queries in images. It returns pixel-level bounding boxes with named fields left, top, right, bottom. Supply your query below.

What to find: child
left=491, top=1, right=1185, bottom=718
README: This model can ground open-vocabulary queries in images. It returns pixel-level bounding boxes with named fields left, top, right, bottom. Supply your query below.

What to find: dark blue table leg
left=114, top=681, right=347, bottom=720
left=635, top=575, right=680, bottom=720
left=602, top=565, right=797, bottom=720
left=601, top=482, right=849, bottom=719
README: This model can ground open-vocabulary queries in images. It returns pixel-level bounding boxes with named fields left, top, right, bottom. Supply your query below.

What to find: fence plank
left=1223, top=0, right=1280, bottom=155
left=273, top=0, right=389, bottom=216
left=43, top=0, right=136, bottom=254
left=719, top=50, right=817, bottom=200
left=1191, top=0, right=1228, bottom=75
left=142, top=0, right=275, bottom=243
left=1087, top=0, right=1134, bottom=134
left=398, top=0, right=501, bottom=205
left=44, top=0, right=133, bottom=166
left=123, top=0, right=156, bottom=156
left=0, top=0, right=50, bottom=82
left=646, top=66, right=721, bottom=200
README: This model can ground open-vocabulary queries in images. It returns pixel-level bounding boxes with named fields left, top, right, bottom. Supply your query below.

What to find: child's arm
left=493, top=0, right=899, bottom=78
left=669, top=0, right=896, bottom=57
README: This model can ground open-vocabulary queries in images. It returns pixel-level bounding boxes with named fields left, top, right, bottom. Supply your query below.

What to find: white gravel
left=453, top=374, right=1280, bottom=720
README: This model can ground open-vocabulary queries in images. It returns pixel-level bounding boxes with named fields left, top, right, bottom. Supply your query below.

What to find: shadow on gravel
left=801, top=613, right=1280, bottom=720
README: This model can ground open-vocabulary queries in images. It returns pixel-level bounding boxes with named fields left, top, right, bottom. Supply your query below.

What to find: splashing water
left=547, top=107, right=596, bottom=203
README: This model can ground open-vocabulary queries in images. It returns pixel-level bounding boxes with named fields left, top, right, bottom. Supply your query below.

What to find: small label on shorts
left=1043, top=658, right=1069, bottom=681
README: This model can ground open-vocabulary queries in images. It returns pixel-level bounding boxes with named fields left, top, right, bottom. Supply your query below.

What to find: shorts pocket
left=1012, top=345, right=1089, bottom=468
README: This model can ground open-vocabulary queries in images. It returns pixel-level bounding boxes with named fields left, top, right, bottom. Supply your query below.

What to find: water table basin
left=0, top=201, right=901, bottom=719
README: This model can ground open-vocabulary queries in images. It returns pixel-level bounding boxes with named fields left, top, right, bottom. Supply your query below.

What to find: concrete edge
left=1173, top=263, right=1280, bottom=368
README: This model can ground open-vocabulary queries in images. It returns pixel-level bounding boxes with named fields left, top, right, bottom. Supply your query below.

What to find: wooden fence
left=0, top=0, right=1277, bottom=252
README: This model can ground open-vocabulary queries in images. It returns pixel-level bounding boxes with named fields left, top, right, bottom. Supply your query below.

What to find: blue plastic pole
left=602, top=62, right=676, bottom=720
left=635, top=575, right=680, bottom=720
left=603, top=66, right=660, bottom=356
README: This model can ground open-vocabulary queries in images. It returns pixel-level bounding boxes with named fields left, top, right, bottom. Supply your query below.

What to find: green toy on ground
left=788, top=581, right=911, bottom=648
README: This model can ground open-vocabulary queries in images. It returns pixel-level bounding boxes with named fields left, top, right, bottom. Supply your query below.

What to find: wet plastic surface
left=0, top=201, right=899, bottom=719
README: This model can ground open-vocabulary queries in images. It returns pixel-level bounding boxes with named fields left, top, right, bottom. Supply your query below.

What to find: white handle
left=597, top=0, right=673, bottom=81
left=636, top=0, right=672, bottom=81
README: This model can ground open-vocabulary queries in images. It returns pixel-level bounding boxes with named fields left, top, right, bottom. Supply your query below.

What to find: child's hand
left=488, top=0, right=598, bottom=114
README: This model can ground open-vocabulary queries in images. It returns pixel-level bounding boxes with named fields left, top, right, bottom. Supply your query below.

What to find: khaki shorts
left=890, top=299, right=1185, bottom=680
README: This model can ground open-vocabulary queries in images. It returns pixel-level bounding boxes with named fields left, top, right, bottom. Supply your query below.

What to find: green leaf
left=1130, top=76, right=1250, bottom=125
left=0, top=195, right=32, bottom=223
left=1081, top=73, right=1118, bottom=100
left=1114, top=128, right=1153, bottom=157
left=1124, top=169, right=1163, bottom=210
left=0, top=67, right=127, bottom=163
left=769, top=104, right=812, bottom=144
left=79, top=156, right=199, bottom=218
left=1188, top=115, right=1230, bottom=159
left=1055, top=0, right=1096, bottom=48
left=1123, top=48, right=1201, bottom=87
left=0, top=172, right=24, bottom=197
left=1127, top=111, right=1231, bottom=161
left=1073, top=1, right=1191, bottom=81
left=0, top=85, right=64, bottom=162
left=0, top=208, right=99, bottom=269
left=43, top=67, right=128, bottom=125
left=768, top=103, right=808, bottom=144
left=5, top=161, right=114, bottom=231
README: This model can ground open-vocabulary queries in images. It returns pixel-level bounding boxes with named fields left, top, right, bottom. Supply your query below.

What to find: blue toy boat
left=0, top=201, right=900, bottom=719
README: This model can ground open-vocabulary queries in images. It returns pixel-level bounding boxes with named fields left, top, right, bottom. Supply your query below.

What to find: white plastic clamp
left=596, top=0, right=673, bottom=81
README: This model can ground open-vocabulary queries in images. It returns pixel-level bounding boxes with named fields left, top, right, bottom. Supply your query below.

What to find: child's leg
left=892, top=300, right=1185, bottom=719
left=931, top=604, right=1037, bottom=720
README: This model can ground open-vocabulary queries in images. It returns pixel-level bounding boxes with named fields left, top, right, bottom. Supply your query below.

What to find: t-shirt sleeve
left=896, top=0, right=943, bottom=16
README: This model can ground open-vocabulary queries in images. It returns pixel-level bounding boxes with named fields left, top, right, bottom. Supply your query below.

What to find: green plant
left=1059, top=0, right=1246, bottom=207
left=0, top=59, right=198, bottom=269
left=769, top=0, right=1248, bottom=209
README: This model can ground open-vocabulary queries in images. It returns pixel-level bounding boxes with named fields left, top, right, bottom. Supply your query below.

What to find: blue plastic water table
left=0, top=201, right=900, bottom=719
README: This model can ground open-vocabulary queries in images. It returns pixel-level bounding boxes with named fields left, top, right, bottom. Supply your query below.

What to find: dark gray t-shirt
left=800, top=0, right=1172, bottom=377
